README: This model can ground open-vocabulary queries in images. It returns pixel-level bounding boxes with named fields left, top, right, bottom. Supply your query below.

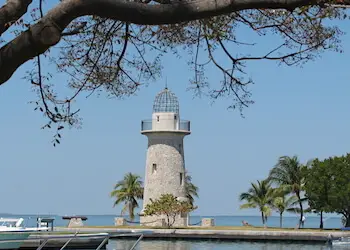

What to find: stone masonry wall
left=140, top=132, right=189, bottom=227
left=140, top=213, right=188, bottom=228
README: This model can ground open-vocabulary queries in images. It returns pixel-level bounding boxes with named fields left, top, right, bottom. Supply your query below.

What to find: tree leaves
left=185, top=171, right=199, bottom=207
left=268, top=155, right=307, bottom=227
left=110, top=173, right=144, bottom=221
left=143, top=193, right=196, bottom=228
left=304, top=154, right=350, bottom=227
left=1, top=0, right=348, bottom=144
left=239, top=179, right=275, bottom=225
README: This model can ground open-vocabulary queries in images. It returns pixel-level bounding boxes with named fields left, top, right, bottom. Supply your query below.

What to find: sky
left=1, top=1, right=350, bottom=217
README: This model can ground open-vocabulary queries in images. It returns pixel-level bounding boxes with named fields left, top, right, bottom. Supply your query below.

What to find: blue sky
left=1, top=1, right=350, bottom=217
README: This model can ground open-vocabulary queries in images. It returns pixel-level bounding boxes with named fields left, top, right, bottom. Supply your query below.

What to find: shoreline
left=17, top=227, right=350, bottom=249
left=57, top=227, right=350, bottom=243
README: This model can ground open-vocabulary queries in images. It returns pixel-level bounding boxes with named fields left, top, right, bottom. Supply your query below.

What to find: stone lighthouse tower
left=140, top=87, right=191, bottom=227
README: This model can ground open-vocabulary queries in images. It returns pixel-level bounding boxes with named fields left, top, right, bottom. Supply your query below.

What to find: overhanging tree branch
left=0, top=0, right=347, bottom=143
left=0, top=0, right=33, bottom=35
left=0, top=0, right=348, bottom=85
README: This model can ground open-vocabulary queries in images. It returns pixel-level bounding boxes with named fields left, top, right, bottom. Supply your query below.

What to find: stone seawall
left=111, top=228, right=348, bottom=242
left=60, top=227, right=350, bottom=243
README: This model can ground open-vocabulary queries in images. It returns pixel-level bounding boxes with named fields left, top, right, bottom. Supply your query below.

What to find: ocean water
left=0, top=214, right=342, bottom=229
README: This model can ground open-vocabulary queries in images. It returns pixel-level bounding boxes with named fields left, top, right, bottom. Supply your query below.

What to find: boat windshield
left=0, top=218, right=24, bottom=227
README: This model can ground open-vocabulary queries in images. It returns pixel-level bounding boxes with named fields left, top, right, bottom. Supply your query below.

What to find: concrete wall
left=114, top=237, right=190, bottom=250
left=152, top=112, right=180, bottom=131
left=140, top=214, right=188, bottom=228
left=140, top=132, right=189, bottom=227
left=57, top=227, right=350, bottom=243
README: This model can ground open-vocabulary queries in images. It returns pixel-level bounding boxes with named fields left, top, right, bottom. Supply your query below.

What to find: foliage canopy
left=110, top=172, right=144, bottom=221
left=304, top=154, right=350, bottom=227
left=239, top=179, right=275, bottom=226
left=143, top=193, right=196, bottom=228
left=1, top=0, right=349, bottom=142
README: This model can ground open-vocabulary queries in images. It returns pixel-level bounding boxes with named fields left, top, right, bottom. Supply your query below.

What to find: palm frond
left=286, top=207, right=302, bottom=213
left=239, top=179, right=275, bottom=219
left=239, top=192, right=254, bottom=201
left=262, top=206, right=272, bottom=217
left=285, top=195, right=299, bottom=206
left=240, top=202, right=257, bottom=209
left=121, top=203, right=128, bottom=215
left=111, top=173, right=144, bottom=216
left=269, top=155, right=305, bottom=196
left=185, top=171, right=199, bottom=206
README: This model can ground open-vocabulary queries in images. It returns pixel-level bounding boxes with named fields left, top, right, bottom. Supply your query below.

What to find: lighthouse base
left=140, top=214, right=188, bottom=228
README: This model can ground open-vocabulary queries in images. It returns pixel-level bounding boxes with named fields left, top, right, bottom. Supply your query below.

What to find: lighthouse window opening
left=180, top=173, right=183, bottom=185
left=152, top=164, right=157, bottom=174
left=156, top=116, right=159, bottom=122
left=174, top=115, right=177, bottom=120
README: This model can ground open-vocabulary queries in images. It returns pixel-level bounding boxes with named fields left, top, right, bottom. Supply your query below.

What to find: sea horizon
left=0, top=213, right=343, bottom=229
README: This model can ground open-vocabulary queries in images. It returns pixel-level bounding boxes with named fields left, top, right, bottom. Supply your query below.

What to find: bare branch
left=0, top=0, right=347, bottom=142
left=0, top=0, right=347, bottom=85
left=62, top=22, right=87, bottom=36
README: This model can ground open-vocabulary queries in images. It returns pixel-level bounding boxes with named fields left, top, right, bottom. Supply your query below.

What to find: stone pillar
left=201, top=218, right=215, bottom=227
left=115, top=217, right=127, bottom=226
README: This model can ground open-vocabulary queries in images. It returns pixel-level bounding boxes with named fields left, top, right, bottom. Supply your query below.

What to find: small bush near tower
left=144, top=193, right=197, bottom=228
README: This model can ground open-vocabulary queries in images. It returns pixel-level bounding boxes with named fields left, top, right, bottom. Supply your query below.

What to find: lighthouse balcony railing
left=141, top=120, right=190, bottom=132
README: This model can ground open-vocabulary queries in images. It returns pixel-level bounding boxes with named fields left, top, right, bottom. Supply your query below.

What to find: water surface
left=107, top=239, right=339, bottom=250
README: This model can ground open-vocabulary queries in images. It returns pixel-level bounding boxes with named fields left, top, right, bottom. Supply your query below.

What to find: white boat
left=0, top=218, right=49, bottom=250
left=0, top=219, right=154, bottom=250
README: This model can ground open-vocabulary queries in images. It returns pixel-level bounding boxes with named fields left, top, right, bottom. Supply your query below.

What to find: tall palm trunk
left=261, top=211, right=265, bottom=226
left=296, top=192, right=303, bottom=228
left=279, top=212, right=283, bottom=228
left=128, top=202, right=135, bottom=221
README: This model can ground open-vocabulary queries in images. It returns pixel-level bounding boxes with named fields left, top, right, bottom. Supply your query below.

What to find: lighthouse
left=140, top=87, right=191, bottom=227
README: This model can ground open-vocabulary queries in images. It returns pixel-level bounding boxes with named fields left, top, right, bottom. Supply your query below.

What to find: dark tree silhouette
left=1, top=0, right=349, bottom=143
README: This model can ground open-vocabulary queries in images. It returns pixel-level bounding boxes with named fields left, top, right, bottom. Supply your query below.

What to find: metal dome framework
left=152, top=87, right=179, bottom=114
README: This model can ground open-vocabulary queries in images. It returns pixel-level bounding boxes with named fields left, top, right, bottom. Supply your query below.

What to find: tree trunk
left=280, top=212, right=283, bottom=228
left=296, top=192, right=303, bottom=229
left=319, top=211, right=323, bottom=229
left=171, top=214, right=177, bottom=228
left=345, top=216, right=350, bottom=227
left=128, top=203, right=134, bottom=221
left=166, top=215, right=171, bottom=228
left=261, top=211, right=265, bottom=226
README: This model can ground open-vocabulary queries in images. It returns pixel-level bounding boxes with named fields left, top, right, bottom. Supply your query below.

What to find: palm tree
left=239, top=179, right=275, bottom=227
left=273, top=189, right=299, bottom=228
left=110, top=172, right=144, bottom=221
left=185, top=171, right=199, bottom=206
left=268, top=155, right=308, bottom=228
